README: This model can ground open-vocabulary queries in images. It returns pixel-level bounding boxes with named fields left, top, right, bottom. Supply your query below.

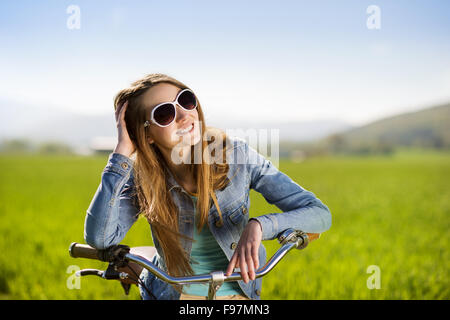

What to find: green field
left=0, top=149, right=448, bottom=299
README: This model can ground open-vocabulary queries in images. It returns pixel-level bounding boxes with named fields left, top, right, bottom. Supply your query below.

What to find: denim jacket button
left=242, top=207, right=247, bottom=214
left=230, top=242, right=237, bottom=250
left=215, top=220, right=223, bottom=228
left=255, top=289, right=261, bottom=296
left=121, top=162, right=129, bottom=170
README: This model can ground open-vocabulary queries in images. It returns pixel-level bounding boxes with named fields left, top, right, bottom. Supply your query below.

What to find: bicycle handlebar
left=69, top=229, right=319, bottom=285
left=122, top=237, right=297, bottom=285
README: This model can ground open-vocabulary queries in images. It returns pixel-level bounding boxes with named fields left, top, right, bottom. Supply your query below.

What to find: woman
left=84, top=73, right=332, bottom=300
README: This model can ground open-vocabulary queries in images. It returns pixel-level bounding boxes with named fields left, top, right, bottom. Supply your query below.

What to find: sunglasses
left=144, top=88, right=198, bottom=128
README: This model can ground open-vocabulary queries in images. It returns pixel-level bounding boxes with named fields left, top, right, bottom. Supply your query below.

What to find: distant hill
left=300, top=102, right=450, bottom=156
left=207, top=118, right=353, bottom=143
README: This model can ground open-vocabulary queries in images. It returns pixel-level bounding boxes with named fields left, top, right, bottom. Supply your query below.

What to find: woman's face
left=142, top=83, right=201, bottom=152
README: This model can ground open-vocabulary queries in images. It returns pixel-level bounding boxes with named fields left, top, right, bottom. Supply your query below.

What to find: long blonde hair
left=113, top=73, right=231, bottom=280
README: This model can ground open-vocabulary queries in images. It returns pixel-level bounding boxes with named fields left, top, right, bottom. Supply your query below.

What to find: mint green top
left=182, top=195, right=243, bottom=296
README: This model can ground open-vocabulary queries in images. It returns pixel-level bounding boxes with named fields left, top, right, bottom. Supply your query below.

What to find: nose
left=175, top=104, right=190, bottom=123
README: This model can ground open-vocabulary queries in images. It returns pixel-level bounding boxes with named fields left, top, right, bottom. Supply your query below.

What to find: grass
left=0, top=149, right=448, bottom=299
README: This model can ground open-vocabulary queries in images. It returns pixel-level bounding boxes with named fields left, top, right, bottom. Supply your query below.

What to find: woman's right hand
left=113, top=101, right=136, bottom=158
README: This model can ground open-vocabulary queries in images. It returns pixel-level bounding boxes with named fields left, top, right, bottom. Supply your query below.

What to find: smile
left=176, top=123, right=194, bottom=136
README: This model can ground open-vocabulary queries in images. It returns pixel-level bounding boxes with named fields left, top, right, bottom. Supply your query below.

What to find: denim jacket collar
left=166, top=169, right=181, bottom=193
left=165, top=166, right=190, bottom=195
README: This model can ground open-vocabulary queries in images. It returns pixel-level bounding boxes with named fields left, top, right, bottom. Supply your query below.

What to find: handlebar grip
left=69, top=242, right=102, bottom=260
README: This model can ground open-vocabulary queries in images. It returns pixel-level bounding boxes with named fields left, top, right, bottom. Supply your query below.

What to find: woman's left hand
left=225, top=219, right=263, bottom=283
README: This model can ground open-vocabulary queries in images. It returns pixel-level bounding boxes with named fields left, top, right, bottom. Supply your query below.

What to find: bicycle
left=69, top=228, right=320, bottom=300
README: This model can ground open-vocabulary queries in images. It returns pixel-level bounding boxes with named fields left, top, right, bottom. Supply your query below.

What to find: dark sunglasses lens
left=154, top=103, right=175, bottom=126
left=178, top=90, right=197, bottom=110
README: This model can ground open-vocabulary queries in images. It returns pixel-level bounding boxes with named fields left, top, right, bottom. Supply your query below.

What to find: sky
left=1, top=0, right=450, bottom=127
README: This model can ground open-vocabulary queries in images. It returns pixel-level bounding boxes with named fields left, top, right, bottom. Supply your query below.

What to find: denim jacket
left=84, top=135, right=332, bottom=300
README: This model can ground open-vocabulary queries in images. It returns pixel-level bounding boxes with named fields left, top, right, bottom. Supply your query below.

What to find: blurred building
left=89, top=136, right=116, bottom=155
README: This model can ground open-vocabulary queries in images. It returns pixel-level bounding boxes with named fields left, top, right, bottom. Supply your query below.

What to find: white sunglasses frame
left=144, top=88, right=198, bottom=128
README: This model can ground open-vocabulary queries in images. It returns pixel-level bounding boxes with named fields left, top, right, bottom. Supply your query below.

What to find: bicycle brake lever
left=121, top=282, right=131, bottom=295
left=76, top=269, right=105, bottom=278
left=103, top=263, right=125, bottom=280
